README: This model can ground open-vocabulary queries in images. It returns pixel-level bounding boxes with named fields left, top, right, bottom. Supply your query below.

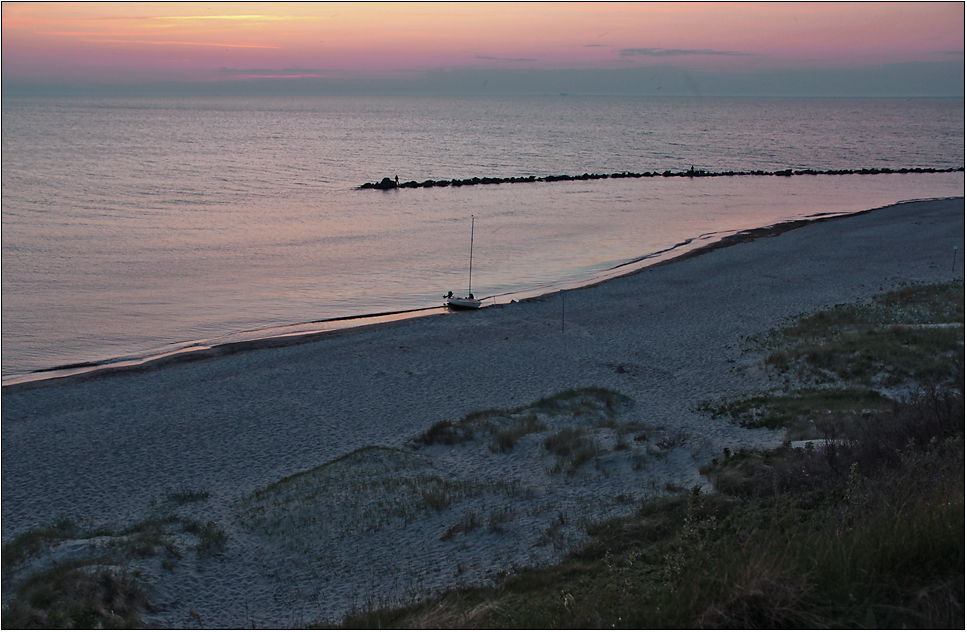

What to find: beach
left=2, top=197, right=964, bottom=627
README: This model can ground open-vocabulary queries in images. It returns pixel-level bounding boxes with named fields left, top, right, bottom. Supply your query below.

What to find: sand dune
left=2, top=197, right=963, bottom=627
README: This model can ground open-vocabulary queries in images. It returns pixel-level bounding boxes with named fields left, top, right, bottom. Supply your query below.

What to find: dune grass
left=341, top=401, right=963, bottom=631
left=1, top=518, right=103, bottom=574
left=762, top=280, right=963, bottom=389
left=163, top=484, right=211, bottom=506
left=2, top=489, right=226, bottom=573
left=1, top=486, right=227, bottom=629
left=238, top=446, right=526, bottom=544
left=337, top=429, right=963, bottom=629
left=700, top=280, right=963, bottom=438
left=335, top=282, right=965, bottom=629
left=490, top=413, right=546, bottom=452
left=411, top=387, right=631, bottom=451
left=1, top=560, right=149, bottom=629
left=543, top=428, right=600, bottom=475
left=529, top=387, right=634, bottom=417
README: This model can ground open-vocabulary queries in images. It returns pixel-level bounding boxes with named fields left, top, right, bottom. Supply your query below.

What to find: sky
left=2, top=2, right=964, bottom=97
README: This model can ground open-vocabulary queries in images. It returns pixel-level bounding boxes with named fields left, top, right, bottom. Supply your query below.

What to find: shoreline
left=3, top=197, right=963, bottom=626
left=1, top=307, right=449, bottom=392
left=4, top=197, right=956, bottom=392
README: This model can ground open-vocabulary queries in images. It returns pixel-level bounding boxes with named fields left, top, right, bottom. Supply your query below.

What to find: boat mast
left=468, top=215, right=475, bottom=297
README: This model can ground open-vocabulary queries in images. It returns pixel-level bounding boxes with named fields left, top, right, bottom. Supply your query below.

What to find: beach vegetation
left=2, top=504, right=228, bottom=576
left=699, top=386, right=892, bottom=435
left=530, top=386, right=633, bottom=417
left=334, top=281, right=964, bottom=629
left=542, top=427, right=585, bottom=457
left=238, top=446, right=523, bottom=543
left=441, top=510, right=481, bottom=541
left=1, top=518, right=89, bottom=572
left=1, top=559, right=150, bottom=630
left=411, top=387, right=627, bottom=451
left=1, top=487, right=231, bottom=630
left=489, top=413, right=546, bottom=452
left=231, top=387, right=655, bottom=617
left=412, top=418, right=478, bottom=446
left=162, top=485, right=211, bottom=506
left=337, top=377, right=963, bottom=629
left=700, top=280, right=963, bottom=439
left=182, top=519, right=230, bottom=555
left=654, top=427, right=690, bottom=450
left=113, top=512, right=228, bottom=560
left=763, top=280, right=963, bottom=388
left=543, top=428, right=600, bottom=475
left=614, top=419, right=647, bottom=434
left=613, top=433, right=630, bottom=451
left=486, top=505, right=516, bottom=533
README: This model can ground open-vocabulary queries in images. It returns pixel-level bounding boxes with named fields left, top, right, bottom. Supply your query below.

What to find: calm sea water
left=2, top=96, right=963, bottom=378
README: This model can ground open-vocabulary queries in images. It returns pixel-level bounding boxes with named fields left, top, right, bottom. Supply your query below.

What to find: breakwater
left=360, top=166, right=964, bottom=190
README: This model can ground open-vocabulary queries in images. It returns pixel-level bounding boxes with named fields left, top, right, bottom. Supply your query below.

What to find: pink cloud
left=2, top=2, right=962, bottom=84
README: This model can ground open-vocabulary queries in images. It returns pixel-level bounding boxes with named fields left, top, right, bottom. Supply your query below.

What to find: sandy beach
left=2, top=197, right=964, bottom=627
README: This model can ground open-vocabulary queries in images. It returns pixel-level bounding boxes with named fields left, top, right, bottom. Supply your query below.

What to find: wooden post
left=468, top=215, right=475, bottom=297
left=561, top=289, right=565, bottom=333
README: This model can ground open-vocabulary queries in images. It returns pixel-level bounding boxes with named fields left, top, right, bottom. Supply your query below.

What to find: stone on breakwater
left=359, top=176, right=398, bottom=190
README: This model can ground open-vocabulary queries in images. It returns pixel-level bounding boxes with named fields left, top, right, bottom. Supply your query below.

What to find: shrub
left=543, top=428, right=600, bottom=474
left=489, top=414, right=546, bottom=452
left=412, top=419, right=475, bottom=446
left=163, top=485, right=210, bottom=505
left=1, top=561, right=149, bottom=629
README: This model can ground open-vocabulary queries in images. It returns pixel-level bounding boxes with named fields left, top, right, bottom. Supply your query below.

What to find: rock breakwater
left=360, top=166, right=964, bottom=190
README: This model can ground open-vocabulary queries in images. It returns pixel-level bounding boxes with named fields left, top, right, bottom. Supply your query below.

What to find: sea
left=2, top=95, right=964, bottom=380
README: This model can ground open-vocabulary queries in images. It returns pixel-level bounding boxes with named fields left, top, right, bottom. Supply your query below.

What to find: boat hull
left=447, top=297, right=481, bottom=310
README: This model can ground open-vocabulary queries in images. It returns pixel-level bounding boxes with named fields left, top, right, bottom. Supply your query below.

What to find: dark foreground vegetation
left=337, top=281, right=964, bottom=629
left=1, top=488, right=227, bottom=629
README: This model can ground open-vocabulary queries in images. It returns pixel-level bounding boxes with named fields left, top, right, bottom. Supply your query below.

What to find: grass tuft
left=411, top=419, right=476, bottom=446
left=2, top=486, right=229, bottom=627
left=2, top=518, right=86, bottom=572
left=163, top=485, right=211, bottom=506
left=489, top=414, right=546, bottom=452
left=530, top=387, right=633, bottom=417
left=1, top=560, right=149, bottom=629
left=543, top=428, right=600, bottom=474
left=760, top=280, right=963, bottom=389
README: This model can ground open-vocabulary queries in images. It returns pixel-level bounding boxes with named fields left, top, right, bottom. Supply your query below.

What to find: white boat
left=446, top=294, right=481, bottom=310
left=445, top=215, right=483, bottom=310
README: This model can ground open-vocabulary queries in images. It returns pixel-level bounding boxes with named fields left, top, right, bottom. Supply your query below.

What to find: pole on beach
left=469, top=215, right=475, bottom=297
left=561, top=289, right=566, bottom=333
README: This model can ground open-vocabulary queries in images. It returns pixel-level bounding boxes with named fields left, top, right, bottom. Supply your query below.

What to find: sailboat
left=446, top=215, right=482, bottom=310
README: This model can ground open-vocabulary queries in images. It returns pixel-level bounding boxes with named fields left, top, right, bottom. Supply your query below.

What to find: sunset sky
left=2, top=2, right=963, bottom=96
